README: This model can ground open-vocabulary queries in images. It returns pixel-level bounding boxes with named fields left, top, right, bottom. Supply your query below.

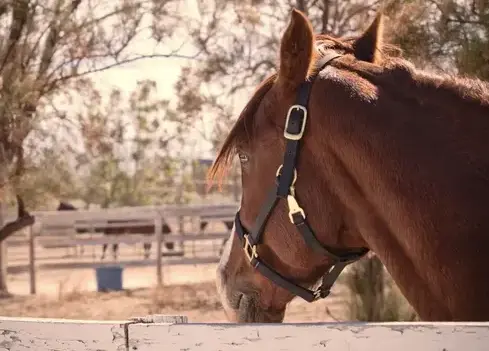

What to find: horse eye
left=238, top=153, right=249, bottom=163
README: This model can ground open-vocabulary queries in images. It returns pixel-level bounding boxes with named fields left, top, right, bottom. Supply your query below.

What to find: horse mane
left=316, top=33, right=489, bottom=112
left=207, top=33, right=489, bottom=189
left=332, top=52, right=489, bottom=119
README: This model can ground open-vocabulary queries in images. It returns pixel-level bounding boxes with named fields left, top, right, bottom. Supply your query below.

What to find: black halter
left=233, top=51, right=370, bottom=303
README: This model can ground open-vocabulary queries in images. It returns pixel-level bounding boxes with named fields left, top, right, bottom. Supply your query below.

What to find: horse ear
left=352, top=13, right=384, bottom=63
left=277, top=9, right=315, bottom=91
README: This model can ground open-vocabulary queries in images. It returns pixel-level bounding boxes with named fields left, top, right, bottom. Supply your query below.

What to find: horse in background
left=56, top=202, right=174, bottom=260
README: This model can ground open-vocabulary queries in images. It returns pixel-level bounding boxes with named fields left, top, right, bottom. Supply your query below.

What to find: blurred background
left=0, top=0, right=487, bottom=323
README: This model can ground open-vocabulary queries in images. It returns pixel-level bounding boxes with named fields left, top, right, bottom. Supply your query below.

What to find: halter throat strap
left=233, top=51, right=369, bottom=303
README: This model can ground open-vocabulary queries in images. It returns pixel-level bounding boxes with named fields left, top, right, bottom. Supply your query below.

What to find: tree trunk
left=296, top=0, right=307, bottom=14
left=0, top=195, right=34, bottom=296
left=321, top=0, right=331, bottom=34
left=0, top=200, right=9, bottom=295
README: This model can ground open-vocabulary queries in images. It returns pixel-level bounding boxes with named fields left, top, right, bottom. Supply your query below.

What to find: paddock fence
left=0, top=315, right=488, bottom=350
left=3, top=203, right=239, bottom=294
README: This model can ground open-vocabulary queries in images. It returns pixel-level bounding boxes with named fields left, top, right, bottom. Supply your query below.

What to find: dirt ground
left=1, top=273, right=344, bottom=323
left=1, top=237, right=345, bottom=323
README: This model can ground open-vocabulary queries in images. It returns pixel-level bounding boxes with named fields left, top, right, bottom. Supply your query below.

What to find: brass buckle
left=243, top=234, right=258, bottom=262
left=276, top=165, right=298, bottom=186
left=287, top=195, right=305, bottom=223
left=284, top=104, right=308, bottom=140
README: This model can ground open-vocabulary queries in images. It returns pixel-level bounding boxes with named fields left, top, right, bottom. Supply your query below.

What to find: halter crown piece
left=233, top=50, right=370, bottom=302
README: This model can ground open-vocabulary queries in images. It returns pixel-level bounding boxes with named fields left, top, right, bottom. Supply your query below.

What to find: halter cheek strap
left=233, top=51, right=369, bottom=303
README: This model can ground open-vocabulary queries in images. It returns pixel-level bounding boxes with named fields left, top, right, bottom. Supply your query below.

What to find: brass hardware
left=287, top=195, right=306, bottom=223
left=243, top=234, right=258, bottom=262
left=284, top=104, right=308, bottom=140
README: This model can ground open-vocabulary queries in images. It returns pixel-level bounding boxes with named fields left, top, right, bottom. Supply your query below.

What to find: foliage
left=72, top=79, right=187, bottom=208
left=10, top=149, right=77, bottom=209
left=384, top=0, right=489, bottom=78
left=0, top=0, right=193, bottom=189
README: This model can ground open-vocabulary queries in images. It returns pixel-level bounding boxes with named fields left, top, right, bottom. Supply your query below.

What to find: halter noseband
left=233, top=51, right=370, bottom=303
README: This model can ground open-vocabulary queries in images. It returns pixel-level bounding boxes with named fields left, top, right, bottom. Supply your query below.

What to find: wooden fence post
left=28, top=224, right=36, bottom=294
left=155, top=216, right=163, bottom=286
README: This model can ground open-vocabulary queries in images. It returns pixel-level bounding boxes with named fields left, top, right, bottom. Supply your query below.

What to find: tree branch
left=337, top=1, right=382, bottom=36
left=446, top=18, right=488, bottom=26
left=0, top=196, right=34, bottom=242
left=46, top=52, right=203, bottom=92
left=321, top=0, right=330, bottom=34
left=38, top=0, right=83, bottom=78
left=0, top=0, right=29, bottom=72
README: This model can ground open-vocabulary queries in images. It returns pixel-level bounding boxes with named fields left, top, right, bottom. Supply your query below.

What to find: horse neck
left=306, top=64, right=489, bottom=320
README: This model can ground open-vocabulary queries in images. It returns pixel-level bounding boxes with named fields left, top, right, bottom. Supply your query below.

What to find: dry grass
left=0, top=257, right=416, bottom=323
left=1, top=242, right=415, bottom=323
left=0, top=279, right=346, bottom=322
left=0, top=281, right=223, bottom=321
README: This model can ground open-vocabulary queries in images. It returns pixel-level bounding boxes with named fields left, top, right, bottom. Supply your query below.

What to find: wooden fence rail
left=38, top=232, right=229, bottom=248
left=5, top=203, right=238, bottom=295
left=1, top=315, right=488, bottom=351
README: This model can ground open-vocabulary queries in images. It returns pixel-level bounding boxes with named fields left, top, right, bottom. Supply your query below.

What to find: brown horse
left=209, top=9, right=489, bottom=323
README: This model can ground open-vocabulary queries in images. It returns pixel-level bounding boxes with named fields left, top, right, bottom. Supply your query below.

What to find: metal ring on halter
left=275, top=165, right=298, bottom=185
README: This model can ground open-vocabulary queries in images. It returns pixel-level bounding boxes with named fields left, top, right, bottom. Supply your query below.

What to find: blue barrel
left=95, top=265, right=123, bottom=292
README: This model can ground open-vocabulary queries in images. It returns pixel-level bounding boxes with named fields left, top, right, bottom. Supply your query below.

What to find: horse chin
left=219, top=286, right=285, bottom=323
left=235, top=293, right=285, bottom=323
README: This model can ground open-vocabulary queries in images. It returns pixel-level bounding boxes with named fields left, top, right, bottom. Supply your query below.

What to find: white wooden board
left=0, top=316, right=129, bottom=351
left=127, top=321, right=489, bottom=351
left=2, top=316, right=489, bottom=351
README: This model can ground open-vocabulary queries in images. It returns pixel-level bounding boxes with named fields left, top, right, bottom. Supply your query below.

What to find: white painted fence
left=1, top=315, right=488, bottom=351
